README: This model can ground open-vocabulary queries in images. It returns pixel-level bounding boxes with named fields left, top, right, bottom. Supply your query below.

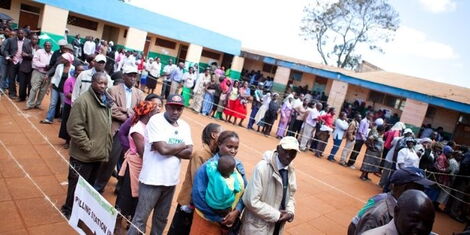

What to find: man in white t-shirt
left=129, top=94, right=193, bottom=235
left=396, top=137, right=419, bottom=169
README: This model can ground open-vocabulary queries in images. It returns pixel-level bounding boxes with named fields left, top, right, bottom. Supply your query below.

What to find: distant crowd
left=1, top=24, right=469, bottom=234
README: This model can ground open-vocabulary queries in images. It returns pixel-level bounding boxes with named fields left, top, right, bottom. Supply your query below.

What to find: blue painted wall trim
left=34, top=0, right=241, bottom=55
left=260, top=56, right=470, bottom=113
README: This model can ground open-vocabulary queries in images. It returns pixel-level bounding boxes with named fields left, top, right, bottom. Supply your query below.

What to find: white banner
left=69, top=176, right=118, bottom=235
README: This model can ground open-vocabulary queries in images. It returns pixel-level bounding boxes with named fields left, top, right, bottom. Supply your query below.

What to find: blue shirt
left=169, top=67, right=184, bottom=83
left=123, top=84, right=132, bottom=109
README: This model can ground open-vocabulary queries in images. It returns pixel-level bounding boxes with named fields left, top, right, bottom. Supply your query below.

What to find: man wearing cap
left=25, top=41, right=52, bottom=109
left=72, top=54, right=112, bottom=103
left=129, top=94, right=193, bottom=235
left=94, top=65, right=144, bottom=193
left=240, top=136, right=298, bottom=235
left=350, top=167, right=435, bottom=235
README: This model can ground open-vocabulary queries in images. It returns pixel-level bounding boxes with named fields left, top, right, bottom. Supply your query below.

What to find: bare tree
left=300, top=0, right=399, bottom=69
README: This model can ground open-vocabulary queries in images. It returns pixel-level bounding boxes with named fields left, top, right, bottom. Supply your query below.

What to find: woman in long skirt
left=181, top=67, right=196, bottom=107
left=262, top=93, right=280, bottom=136
left=230, top=81, right=250, bottom=126
left=255, top=92, right=271, bottom=131
left=58, top=65, right=83, bottom=148
left=276, top=97, right=294, bottom=138
left=191, top=68, right=211, bottom=112
left=224, top=80, right=239, bottom=123
left=360, top=125, right=385, bottom=181
left=201, top=79, right=216, bottom=116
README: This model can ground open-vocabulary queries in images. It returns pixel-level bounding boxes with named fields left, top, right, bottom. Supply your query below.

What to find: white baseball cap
left=404, top=128, right=413, bottom=134
left=280, top=136, right=300, bottom=152
left=94, top=54, right=107, bottom=63
left=122, top=66, right=138, bottom=74
left=58, top=39, right=67, bottom=46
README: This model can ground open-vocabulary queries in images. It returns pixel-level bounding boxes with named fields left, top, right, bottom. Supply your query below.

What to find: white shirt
left=396, top=148, right=420, bottom=169
left=305, top=108, right=320, bottom=127
left=183, top=72, right=196, bottom=88
left=71, top=68, right=112, bottom=103
left=332, top=118, right=349, bottom=139
left=149, top=62, right=161, bottom=78
left=163, top=64, right=177, bottom=76
left=292, top=98, right=302, bottom=109
left=123, top=84, right=132, bottom=109
left=139, top=113, right=193, bottom=186
left=83, top=41, right=96, bottom=56
left=125, top=55, right=137, bottom=68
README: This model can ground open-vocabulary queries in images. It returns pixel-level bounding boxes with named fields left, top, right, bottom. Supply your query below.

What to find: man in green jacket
left=61, top=72, right=113, bottom=218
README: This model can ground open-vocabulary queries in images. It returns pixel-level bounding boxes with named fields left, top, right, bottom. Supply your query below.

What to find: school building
left=1, top=0, right=469, bottom=145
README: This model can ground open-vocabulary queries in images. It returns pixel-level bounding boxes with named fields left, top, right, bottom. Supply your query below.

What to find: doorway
left=102, top=25, right=119, bottom=44
left=19, top=4, right=40, bottom=30
left=177, top=45, right=188, bottom=64
left=221, top=53, right=233, bottom=69
left=143, top=36, right=151, bottom=58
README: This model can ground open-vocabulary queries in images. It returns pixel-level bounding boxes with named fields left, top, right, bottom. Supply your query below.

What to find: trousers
left=128, top=183, right=176, bottom=235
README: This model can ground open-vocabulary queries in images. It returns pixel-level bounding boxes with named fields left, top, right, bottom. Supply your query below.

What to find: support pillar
left=273, top=66, right=290, bottom=92
left=185, top=44, right=203, bottom=68
left=400, top=98, right=428, bottom=134
left=229, top=56, right=244, bottom=80
left=327, top=80, right=348, bottom=113
left=124, top=27, right=147, bottom=52
left=39, top=5, right=69, bottom=50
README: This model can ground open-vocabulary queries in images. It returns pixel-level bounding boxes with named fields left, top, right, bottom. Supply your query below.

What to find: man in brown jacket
left=61, top=72, right=113, bottom=218
left=94, top=65, right=144, bottom=193
left=339, top=114, right=361, bottom=166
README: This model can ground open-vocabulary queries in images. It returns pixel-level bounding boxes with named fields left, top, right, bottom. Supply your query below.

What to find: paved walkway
left=0, top=94, right=465, bottom=235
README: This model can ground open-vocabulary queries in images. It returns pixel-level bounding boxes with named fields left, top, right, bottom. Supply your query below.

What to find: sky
left=129, top=0, right=469, bottom=88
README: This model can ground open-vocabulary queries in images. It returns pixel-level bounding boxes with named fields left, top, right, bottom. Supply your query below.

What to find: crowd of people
left=1, top=25, right=469, bottom=234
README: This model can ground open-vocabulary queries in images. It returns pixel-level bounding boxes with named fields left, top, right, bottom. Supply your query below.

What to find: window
left=262, top=63, right=277, bottom=74
left=123, top=29, right=127, bottom=38
left=369, top=90, right=405, bottom=110
left=368, top=90, right=385, bottom=103
left=201, top=50, right=220, bottom=60
left=155, top=38, right=176, bottom=49
left=0, top=0, right=11, bottom=10
left=20, top=4, right=40, bottom=14
left=290, top=70, right=303, bottom=81
left=67, top=15, right=98, bottom=31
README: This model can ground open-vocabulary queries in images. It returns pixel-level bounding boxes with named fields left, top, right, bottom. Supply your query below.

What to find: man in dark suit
left=17, top=34, right=38, bottom=101
left=2, top=29, right=29, bottom=98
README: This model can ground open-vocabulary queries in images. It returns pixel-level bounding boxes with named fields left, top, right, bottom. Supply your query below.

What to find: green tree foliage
left=300, top=0, right=399, bottom=69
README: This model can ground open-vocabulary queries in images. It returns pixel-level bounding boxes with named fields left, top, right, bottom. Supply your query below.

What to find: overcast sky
left=129, top=0, right=469, bottom=88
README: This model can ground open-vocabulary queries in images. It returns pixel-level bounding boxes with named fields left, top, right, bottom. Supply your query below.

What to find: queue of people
left=2, top=24, right=467, bottom=234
